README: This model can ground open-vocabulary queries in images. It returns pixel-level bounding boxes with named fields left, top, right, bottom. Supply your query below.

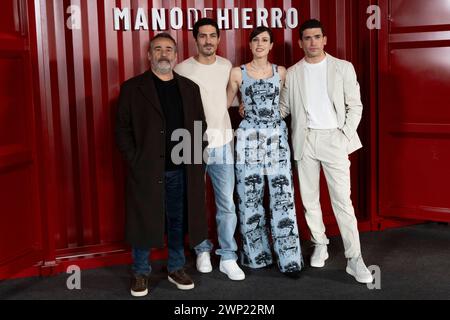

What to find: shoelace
left=136, top=276, right=147, bottom=288
left=177, top=270, right=186, bottom=277
left=355, top=257, right=368, bottom=273
left=172, top=269, right=187, bottom=279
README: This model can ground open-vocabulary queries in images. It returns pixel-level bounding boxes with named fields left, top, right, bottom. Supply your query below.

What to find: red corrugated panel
left=29, top=0, right=375, bottom=261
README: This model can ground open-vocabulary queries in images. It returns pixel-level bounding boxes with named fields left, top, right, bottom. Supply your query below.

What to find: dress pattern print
left=235, top=64, right=304, bottom=273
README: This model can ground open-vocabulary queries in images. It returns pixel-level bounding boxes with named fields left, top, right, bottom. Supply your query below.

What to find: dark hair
left=249, top=26, right=274, bottom=43
left=299, top=19, right=326, bottom=39
left=193, top=18, right=220, bottom=39
left=149, top=32, right=177, bottom=52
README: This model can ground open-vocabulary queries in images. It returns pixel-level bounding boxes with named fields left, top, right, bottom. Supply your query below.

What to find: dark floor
left=1, top=223, right=449, bottom=300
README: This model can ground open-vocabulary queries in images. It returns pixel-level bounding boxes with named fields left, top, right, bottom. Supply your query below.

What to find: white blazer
left=279, top=53, right=363, bottom=160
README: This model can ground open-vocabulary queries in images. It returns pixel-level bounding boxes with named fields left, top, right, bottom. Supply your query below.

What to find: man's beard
left=201, top=46, right=215, bottom=56
left=154, top=60, right=172, bottom=74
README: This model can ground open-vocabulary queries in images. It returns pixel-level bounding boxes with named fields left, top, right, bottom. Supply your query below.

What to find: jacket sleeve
left=115, top=83, right=137, bottom=165
left=342, top=62, right=363, bottom=140
left=279, top=71, right=292, bottom=119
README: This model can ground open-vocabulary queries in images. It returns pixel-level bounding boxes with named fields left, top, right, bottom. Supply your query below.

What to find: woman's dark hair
left=249, top=26, right=274, bottom=43
left=193, top=18, right=220, bottom=40
left=299, top=19, right=326, bottom=39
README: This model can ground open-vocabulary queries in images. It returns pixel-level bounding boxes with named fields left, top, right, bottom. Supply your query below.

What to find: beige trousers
left=296, top=128, right=361, bottom=259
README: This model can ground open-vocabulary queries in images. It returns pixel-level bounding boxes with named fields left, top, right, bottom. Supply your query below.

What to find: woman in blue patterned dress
left=227, top=26, right=304, bottom=278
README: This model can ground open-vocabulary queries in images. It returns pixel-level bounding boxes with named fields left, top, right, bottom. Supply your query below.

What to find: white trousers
left=296, top=129, right=361, bottom=259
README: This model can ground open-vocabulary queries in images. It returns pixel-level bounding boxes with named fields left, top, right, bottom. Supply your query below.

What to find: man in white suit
left=279, top=19, right=373, bottom=284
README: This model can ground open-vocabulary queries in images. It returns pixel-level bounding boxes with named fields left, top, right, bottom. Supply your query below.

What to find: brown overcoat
left=116, top=70, right=208, bottom=248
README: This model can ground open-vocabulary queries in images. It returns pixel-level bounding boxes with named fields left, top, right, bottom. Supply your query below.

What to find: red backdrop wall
left=2, top=0, right=449, bottom=279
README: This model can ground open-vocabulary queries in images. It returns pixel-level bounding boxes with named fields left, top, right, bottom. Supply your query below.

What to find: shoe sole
left=197, top=265, right=213, bottom=273
left=310, top=253, right=329, bottom=268
left=346, top=267, right=374, bottom=284
left=130, top=289, right=148, bottom=297
left=168, top=276, right=195, bottom=290
left=219, top=266, right=246, bottom=281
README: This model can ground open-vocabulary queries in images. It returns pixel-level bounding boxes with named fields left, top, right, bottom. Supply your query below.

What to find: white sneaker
left=346, top=255, right=374, bottom=284
left=310, top=244, right=329, bottom=268
left=219, top=260, right=246, bottom=281
left=196, top=252, right=213, bottom=273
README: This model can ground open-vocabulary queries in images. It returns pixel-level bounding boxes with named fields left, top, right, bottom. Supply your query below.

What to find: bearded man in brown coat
left=116, top=33, right=208, bottom=297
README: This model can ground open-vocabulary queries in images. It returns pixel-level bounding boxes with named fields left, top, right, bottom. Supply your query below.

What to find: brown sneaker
left=168, top=269, right=195, bottom=290
left=130, top=274, right=149, bottom=297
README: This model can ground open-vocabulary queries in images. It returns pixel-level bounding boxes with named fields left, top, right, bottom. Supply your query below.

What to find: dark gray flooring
left=1, top=223, right=449, bottom=300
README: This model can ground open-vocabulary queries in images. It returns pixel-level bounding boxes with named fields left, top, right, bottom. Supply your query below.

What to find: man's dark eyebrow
left=153, top=45, right=174, bottom=49
left=199, top=32, right=218, bottom=36
left=303, top=34, right=323, bottom=38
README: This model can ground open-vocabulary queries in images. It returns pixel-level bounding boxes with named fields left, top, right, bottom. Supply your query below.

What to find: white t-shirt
left=174, top=56, right=233, bottom=149
left=304, top=57, right=339, bottom=130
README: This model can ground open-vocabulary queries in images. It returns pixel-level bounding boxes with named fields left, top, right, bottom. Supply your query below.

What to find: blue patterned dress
left=235, top=64, right=304, bottom=273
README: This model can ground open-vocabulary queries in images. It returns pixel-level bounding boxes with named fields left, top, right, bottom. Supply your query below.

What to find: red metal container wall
left=0, top=0, right=45, bottom=279
left=378, top=0, right=450, bottom=222
left=27, top=0, right=376, bottom=267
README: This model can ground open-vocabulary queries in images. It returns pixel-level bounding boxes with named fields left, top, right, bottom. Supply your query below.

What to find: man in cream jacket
left=279, top=19, right=373, bottom=284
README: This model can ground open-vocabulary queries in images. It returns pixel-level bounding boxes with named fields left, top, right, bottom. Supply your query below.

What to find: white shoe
left=346, top=255, right=374, bottom=284
left=219, top=260, right=246, bottom=281
left=310, top=244, right=329, bottom=268
left=196, top=252, right=213, bottom=273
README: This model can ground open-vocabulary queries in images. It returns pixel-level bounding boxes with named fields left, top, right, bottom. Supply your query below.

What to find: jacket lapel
left=139, top=70, right=164, bottom=117
left=297, top=60, right=308, bottom=113
left=326, top=53, right=336, bottom=102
